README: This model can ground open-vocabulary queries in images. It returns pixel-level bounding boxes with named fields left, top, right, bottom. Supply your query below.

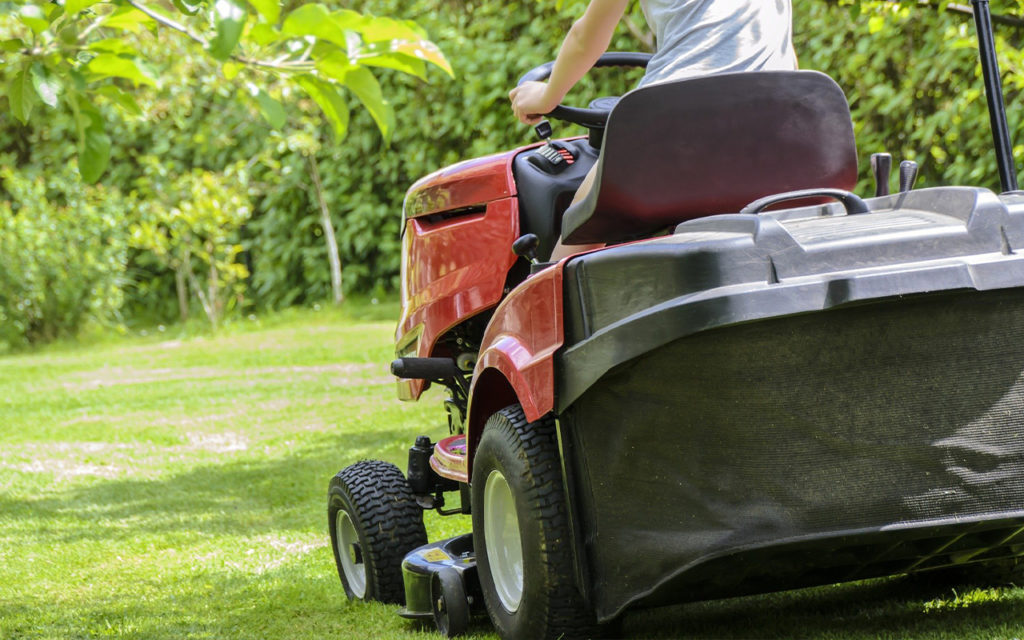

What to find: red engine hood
left=403, top=147, right=532, bottom=219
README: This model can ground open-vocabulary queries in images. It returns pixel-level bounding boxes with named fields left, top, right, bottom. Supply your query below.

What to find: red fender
left=465, top=263, right=565, bottom=474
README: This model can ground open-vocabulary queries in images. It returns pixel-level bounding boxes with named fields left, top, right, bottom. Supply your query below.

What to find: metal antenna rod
left=971, top=0, right=1018, bottom=192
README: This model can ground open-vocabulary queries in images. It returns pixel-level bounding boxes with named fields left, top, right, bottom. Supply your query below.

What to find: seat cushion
left=562, top=70, right=858, bottom=244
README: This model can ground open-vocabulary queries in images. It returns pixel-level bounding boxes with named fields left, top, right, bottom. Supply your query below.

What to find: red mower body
left=396, top=149, right=523, bottom=401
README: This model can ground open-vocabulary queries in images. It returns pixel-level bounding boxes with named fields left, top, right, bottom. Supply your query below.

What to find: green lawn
left=1, top=301, right=1023, bottom=639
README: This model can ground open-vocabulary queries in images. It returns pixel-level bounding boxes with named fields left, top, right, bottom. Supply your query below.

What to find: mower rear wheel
left=472, top=405, right=601, bottom=640
left=328, top=460, right=427, bottom=604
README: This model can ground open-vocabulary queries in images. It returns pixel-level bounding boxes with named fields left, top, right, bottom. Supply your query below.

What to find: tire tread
left=329, top=459, right=427, bottom=604
left=476, top=405, right=602, bottom=639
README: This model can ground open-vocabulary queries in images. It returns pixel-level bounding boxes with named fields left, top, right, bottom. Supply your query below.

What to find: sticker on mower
left=419, top=548, right=451, bottom=562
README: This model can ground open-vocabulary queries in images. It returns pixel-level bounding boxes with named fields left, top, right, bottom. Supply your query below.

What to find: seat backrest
left=561, top=70, right=858, bottom=244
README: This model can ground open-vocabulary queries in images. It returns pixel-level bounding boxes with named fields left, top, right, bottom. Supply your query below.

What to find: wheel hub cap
left=484, top=469, right=523, bottom=612
left=336, top=510, right=366, bottom=598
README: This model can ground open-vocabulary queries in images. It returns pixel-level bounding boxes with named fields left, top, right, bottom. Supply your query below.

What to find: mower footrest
left=430, top=434, right=468, bottom=484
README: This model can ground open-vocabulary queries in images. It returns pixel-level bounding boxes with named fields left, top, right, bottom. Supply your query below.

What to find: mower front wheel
left=472, top=405, right=600, bottom=640
left=328, top=460, right=427, bottom=604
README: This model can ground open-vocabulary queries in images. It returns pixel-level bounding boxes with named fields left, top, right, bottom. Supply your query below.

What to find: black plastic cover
left=562, top=288, right=1024, bottom=620
left=561, top=187, right=1024, bottom=409
left=556, top=187, right=1024, bottom=620
left=399, top=534, right=479, bottom=619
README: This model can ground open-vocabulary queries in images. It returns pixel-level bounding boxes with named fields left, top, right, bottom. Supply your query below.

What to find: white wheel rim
left=336, top=510, right=367, bottom=598
left=484, top=469, right=524, bottom=612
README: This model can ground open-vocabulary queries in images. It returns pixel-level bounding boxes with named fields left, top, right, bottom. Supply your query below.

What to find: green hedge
left=243, top=0, right=650, bottom=305
left=3, top=0, right=1024, bottom=341
left=0, top=167, right=128, bottom=350
left=796, top=0, right=1024, bottom=193
left=265, top=0, right=1024, bottom=302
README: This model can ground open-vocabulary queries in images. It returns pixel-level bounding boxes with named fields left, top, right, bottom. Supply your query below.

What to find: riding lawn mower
left=328, top=2, right=1024, bottom=638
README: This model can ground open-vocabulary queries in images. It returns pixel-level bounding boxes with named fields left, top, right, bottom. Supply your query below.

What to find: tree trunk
left=183, top=243, right=218, bottom=331
left=174, top=262, right=189, bottom=324
left=308, top=153, right=344, bottom=306
left=206, top=240, right=223, bottom=324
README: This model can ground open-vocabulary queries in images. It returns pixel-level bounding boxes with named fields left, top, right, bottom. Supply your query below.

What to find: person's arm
left=510, top=0, right=630, bottom=125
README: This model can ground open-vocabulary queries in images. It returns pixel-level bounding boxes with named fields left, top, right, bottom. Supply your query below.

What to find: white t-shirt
left=638, top=0, right=798, bottom=87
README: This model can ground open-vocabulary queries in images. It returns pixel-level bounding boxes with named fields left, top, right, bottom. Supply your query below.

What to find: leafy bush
left=249, top=0, right=1024, bottom=301
left=5, top=0, right=1024, bottom=335
left=0, top=166, right=128, bottom=350
left=794, top=0, right=1020, bottom=193
left=130, top=158, right=252, bottom=329
left=243, top=0, right=650, bottom=304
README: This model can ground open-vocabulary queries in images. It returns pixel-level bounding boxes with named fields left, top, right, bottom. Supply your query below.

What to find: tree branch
left=127, top=0, right=208, bottom=46
left=941, top=2, right=1024, bottom=29
left=821, top=0, right=1024, bottom=28
left=126, top=0, right=315, bottom=72
left=77, top=14, right=108, bottom=41
left=308, top=153, right=344, bottom=306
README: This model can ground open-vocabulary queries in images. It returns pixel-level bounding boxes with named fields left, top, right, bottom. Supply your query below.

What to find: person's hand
left=509, top=81, right=560, bottom=125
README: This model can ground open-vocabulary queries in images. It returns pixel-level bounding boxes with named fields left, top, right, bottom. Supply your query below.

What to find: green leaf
left=80, top=121, right=111, bottom=183
left=295, top=75, right=348, bottom=140
left=250, top=86, right=286, bottom=129
left=69, top=68, right=87, bottom=92
left=248, top=23, right=280, bottom=46
left=8, top=65, right=36, bottom=124
left=171, top=0, right=201, bottom=16
left=70, top=88, right=116, bottom=183
left=358, top=52, right=426, bottom=80
left=88, top=38, right=139, bottom=56
left=358, top=16, right=423, bottom=43
left=45, top=3, right=64, bottom=21
left=313, top=47, right=353, bottom=82
left=0, top=39, right=25, bottom=53
left=18, top=4, right=50, bottom=35
left=246, top=0, right=279, bottom=25
left=86, top=54, right=156, bottom=87
left=100, top=6, right=154, bottom=33
left=222, top=61, right=243, bottom=80
left=208, top=0, right=247, bottom=61
left=282, top=4, right=359, bottom=49
left=94, top=85, right=142, bottom=116
left=59, top=24, right=79, bottom=45
left=385, top=40, right=453, bottom=77
left=30, top=64, right=60, bottom=109
left=66, top=0, right=104, bottom=16
left=338, top=65, right=393, bottom=141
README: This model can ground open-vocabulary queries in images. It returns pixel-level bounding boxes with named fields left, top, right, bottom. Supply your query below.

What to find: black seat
left=562, top=70, right=859, bottom=244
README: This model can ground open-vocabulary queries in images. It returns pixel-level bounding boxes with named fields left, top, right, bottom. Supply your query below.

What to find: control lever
left=899, top=160, right=919, bottom=192
left=528, top=120, right=576, bottom=174
left=534, top=120, right=552, bottom=141
left=870, top=153, right=892, bottom=197
left=512, top=234, right=540, bottom=265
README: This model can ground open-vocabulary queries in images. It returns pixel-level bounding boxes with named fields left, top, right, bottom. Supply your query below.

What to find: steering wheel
left=517, top=52, right=652, bottom=128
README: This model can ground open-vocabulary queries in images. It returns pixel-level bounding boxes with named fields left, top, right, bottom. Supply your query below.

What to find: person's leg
left=549, top=164, right=604, bottom=261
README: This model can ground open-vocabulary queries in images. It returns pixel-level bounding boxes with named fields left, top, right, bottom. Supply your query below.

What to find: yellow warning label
left=420, top=548, right=451, bottom=562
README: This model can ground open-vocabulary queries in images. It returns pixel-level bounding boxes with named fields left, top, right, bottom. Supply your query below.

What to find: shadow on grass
left=0, top=427, right=416, bottom=545
left=1, top=545, right=495, bottom=640
left=6, top=558, right=1022, bottom=640
left=622, top=569, right=1024, bottom=639
left=5, top=423, right=1024, bottom=639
